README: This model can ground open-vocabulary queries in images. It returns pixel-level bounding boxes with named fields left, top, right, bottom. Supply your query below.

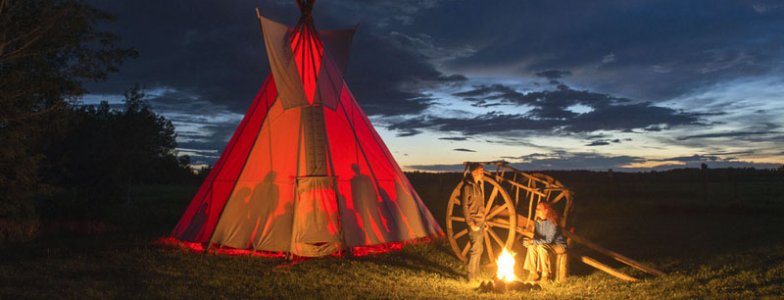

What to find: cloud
left=81, top=0, right=784, bottom=168
left=705, top=150, right=756, bottom=156
left=453, top=84, right=529, bottom=102
left=138, top=87, right=245, bottom=164
left=392, top=83, right=703, bottom=136
left=387, top=112, right=555, bottom=136
left=83, top=1, right=280, bottom=113
left=413, top=0, right=784, bottom=102
left=752, top=1, right=784, bottom=13
left=78, top=86, right=244, bottom=165
left=699, top=50, right=756, bottom=74
left=453, top=83, right=634, bottom=120
left=439, top=136, right=468, bottom=141
left=649, top=153, right=782, bottom=169
left=585, top=139, right=621, bottom=146
left=409, top=151, right=646, bottom=171
left=85, top=0, right=466, bottom=118
left=405, top=164, right=465, bottom=172
left=408, top=150, right=781, bottom=172
left=678, top=130, right=777, bottom=140
left=385, top=31, right=476, bottom=64
left=510, top=151, right=646, bottom=170
left=393, top=127, right=423, bottom=137
left=535, top=70, right=572, bottom=84
left=453, top=148, right=476, bottom=152
left=453, top=86, right=529, bottom=108
left=653, top=154, right=720, bottom=162
left=80, top=0, right=475, bottom=166
left=176, top=148, right=220, bottom=160
left=567, top=102, right=702, bottom=132
left=601, top=53, right=616, bottom=64
left=586, top=140, right=610, bottom=146
left=342, top=31, right=467, bottom=116
left=323, top=0, right=446, bottom=28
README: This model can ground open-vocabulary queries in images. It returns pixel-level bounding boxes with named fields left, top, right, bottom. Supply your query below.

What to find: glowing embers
left=496, top=247, right=518, bottom=282
left=477, top=247, right=542, bottom=293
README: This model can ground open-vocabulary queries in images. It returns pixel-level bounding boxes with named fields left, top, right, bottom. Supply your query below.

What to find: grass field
left=2, top=170, right=783, bottom=299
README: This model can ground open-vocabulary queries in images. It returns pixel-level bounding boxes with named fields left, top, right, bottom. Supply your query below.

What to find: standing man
left=462, top=163, right=486, bottom=281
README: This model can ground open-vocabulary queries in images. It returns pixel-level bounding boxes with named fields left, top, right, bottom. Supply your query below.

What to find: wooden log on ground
left=580, top=256, right=638, bottom=282
left=564, top=230, right=665, bottom=277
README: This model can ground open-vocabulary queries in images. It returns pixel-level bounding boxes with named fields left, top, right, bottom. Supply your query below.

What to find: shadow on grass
left=350, top=244, right=464, bottom=280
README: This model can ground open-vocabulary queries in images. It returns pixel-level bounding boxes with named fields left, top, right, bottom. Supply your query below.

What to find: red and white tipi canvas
left=171, top=0, right=442, bottom=257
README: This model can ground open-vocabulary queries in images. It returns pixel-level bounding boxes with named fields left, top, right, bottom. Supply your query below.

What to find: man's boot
left=526, top=271, right=539, bottom=282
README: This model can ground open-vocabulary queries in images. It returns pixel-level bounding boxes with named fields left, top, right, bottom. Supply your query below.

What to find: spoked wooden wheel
left=446, top=174, right=516, bottom=264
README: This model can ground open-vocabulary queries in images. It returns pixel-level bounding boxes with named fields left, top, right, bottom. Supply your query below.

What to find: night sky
left=83, top=0, right=784, bottom=171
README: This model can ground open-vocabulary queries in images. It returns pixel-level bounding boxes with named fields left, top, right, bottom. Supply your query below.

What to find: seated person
left=522, top=202, right=566, bottom=282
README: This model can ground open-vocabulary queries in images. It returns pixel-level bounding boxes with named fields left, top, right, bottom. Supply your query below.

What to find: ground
left=1, top=170, right=783, bottom=299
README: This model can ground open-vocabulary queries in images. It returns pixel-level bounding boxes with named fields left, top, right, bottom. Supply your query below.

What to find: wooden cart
left=445, top=161, right=664, bottom=281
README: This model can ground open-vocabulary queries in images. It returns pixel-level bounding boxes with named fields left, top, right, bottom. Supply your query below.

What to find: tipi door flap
left=292, top=176, right=342, bottom=256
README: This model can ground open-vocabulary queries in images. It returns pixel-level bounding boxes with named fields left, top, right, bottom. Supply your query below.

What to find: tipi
left=170, top=0, right=443, bottom=257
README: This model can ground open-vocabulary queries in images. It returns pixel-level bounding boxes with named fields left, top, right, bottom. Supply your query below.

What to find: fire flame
left=496, top=247, right=517, bottom=282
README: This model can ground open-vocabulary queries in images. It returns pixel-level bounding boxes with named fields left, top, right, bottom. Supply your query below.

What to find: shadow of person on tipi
left=247, top=171, right=280, bottom=248
left=350, top=164, right=390, bottom=244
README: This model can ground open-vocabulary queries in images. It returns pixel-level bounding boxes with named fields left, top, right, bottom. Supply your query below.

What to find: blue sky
left=83, top=0, right=784, bottom=171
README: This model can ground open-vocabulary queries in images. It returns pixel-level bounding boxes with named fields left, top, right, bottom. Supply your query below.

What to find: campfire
left=477, top=247, right=541, bottom=293
left=496, top=247, right=517, bottom=282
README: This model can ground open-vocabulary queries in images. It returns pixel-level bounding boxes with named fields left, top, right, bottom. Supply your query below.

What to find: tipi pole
left=580, top=256, right=638, bottom=282
left=288, top=113, right=306, bottom=260
left=564, top=230, right=665, bottom=276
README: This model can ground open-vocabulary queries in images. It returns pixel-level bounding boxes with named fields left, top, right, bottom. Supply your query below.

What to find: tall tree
left=43, top=85, right=191, bottom=213
left=112, top=85, right=180, bottom=200
left=0, top=0, right=136, bottom=219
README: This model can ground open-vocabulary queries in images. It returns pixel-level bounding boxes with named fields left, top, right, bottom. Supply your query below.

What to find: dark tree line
left=1, top=0, right=197, bottom=232
left=41, top=86, right=198, bottom=218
